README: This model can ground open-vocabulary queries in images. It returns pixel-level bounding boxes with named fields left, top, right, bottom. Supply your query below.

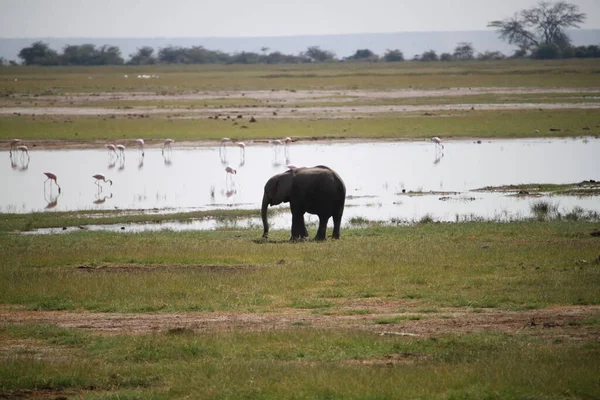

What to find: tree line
left=3, top=1, right=597, bottom=67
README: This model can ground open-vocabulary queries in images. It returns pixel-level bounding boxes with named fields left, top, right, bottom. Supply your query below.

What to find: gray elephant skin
left=261, top=165, right=346, bottom=240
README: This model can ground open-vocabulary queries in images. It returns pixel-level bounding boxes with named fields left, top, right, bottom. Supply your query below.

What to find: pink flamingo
left=16, top=145, right=30, bottom=159
left=10, top=139, right=22, bottom=150
left=43, top=172, right=61, bottom=193
left=220, top=137, right=231, bottom=149
left=105, top=144, right=118, bottom=156
left=92, top=174, right=113, bottom=189
left=432, top=137, right=444, bottom=150
left=162, top=138, right=174, bottom=154
left=116, top=144, right=126, bottom=157
left=225, top=165, right=237, bottom=175
left=135, top=139, right=145, bottom=156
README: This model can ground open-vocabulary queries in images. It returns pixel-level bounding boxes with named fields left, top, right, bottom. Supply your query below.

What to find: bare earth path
left=1, top=305, right=599, bottom=341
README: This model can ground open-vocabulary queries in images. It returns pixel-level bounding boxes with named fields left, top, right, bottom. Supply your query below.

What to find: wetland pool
left=4, top=137, right=600, bottom=232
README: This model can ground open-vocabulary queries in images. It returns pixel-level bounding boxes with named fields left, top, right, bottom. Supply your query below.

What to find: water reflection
left=93, top=192, right=113, bottom=205
left=1, top=138, right=599, bottom=224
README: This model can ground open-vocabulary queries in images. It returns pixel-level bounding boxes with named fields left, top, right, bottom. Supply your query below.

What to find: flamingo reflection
left=44, top=191, right=60, bottom=209
left=93, top=192, right=113, bottom=205
left=163, top=150, right=173, bottom=166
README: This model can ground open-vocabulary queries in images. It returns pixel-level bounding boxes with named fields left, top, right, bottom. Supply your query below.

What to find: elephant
left=261, top=165, right=346, bottom=241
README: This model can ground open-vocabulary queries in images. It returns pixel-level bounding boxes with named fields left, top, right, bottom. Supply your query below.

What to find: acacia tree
left=453, top=42, right=475, bottom=60
left=488, top=1, right=586, bottom=51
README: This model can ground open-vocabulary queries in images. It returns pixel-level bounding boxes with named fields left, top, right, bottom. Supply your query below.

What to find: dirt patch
left=75, top=264, right=256, bottom=273
left=0, top=388, right=79, bottom=400
left=474, top=181, right=600, bottom=197
left=0, top=305, right=598, bottom=341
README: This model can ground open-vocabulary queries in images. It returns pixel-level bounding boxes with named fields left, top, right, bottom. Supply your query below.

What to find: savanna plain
left=1, top=60, right=600, bottom=399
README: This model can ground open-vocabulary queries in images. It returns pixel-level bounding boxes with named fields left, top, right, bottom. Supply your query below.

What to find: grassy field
left=0, top=108, right=598, bottom=143
left=2, top=59, right=600, bottom=93
left=1, top=60, right=599, bottom=399
left=1, top=221, right=599, bottom=398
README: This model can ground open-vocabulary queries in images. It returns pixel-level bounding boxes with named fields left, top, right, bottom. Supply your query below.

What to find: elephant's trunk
left=261, top=193, right=270, bottom=238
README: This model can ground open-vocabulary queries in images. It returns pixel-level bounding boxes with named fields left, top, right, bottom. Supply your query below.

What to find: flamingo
left=10, top=139, right=21, bottom=150
left=270, top=139, right=283, bottom=147
left=162, top=138, right=174, bottom=154
left=106, top=144, right=118, bottom=156
left=287, top=164, right=298, bottom=170
left=432, top=137, right=444, bottom=149
left=135, top=138, right=145, bottom=156
left=225, top=165, right=237, bottom=175
left=237, top=142, right=246, bottom=157
left=116, top=144, right=126, bottom=157
left=16, top=145, right=29, bottom=159
left=220, top=137, right=231, bottom=149
left=43, top=172, right=61, bottom=193
left=92, top=174, right=113, bottom=189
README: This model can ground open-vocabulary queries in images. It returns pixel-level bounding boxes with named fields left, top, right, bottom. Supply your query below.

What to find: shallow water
left=4, top=137, right=600, bottom=231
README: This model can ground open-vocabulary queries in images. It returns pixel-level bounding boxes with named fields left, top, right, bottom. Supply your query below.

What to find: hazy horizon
left=1, top=0, right=599, bottom=38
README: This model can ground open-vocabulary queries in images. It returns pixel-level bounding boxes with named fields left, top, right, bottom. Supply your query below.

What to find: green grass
left=0, top=108, right=598, bottom=142
left=2, top=58, right=600, bottom=93
left=1, top=221, right=599, bottom=312
left=0, top=208, right=269, bottom=233
left=1, top=324, right=599, bottom=399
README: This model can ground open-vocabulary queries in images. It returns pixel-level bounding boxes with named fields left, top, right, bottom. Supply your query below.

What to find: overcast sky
left=1, top=0, right=599, bottom=38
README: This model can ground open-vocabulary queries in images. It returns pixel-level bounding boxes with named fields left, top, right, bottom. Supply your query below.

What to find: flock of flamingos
left=7, top=135, right=303, bottom=204
left=8, top=135, right=445, bottom=209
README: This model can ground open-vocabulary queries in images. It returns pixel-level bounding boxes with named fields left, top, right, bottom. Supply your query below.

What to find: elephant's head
left=261, top=170, right=294, bottom=238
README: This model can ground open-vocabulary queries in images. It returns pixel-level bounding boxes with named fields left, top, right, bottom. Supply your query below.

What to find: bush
left=532, top=43, right=562, bottom=59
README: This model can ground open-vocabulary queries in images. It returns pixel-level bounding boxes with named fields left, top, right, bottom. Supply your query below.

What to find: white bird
left=43, top=172, right=61, bottom=193
left=225, top=165, right=237, bottom=175
left=16, top=145, right=29, bottom=158
left=135, top=139, right=145, bottom=156
left=92, top=174, right=113, bottom=189
left=162, top=138, right=174, bottom=154
left=10, top=139, right=21, bottom=150
left=116, top=144, right=126, bottom=157
left=432, top=137, right=444, bottom=149
left=105, top=144, right=118, bottom=156
left=220, top=138, right=231, bottom=149
left=237, top=142, right=246, bottom=156
left=270, top=139, right=283, bottom=146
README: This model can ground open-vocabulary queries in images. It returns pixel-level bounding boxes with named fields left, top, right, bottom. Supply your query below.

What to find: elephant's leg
left=315, top=216, right=328, bottom=241
left=298, top=215, right=308, bottom=238
left=332, top=211, right=342, bottom=239
left=290, top=213, right=305, bottom=240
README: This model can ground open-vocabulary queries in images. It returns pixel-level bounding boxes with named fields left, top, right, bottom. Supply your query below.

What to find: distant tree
left=440, top=53, right=453, bottom=61
left=18, top=41, right=60, bottom=65
left=419, top=50, right=439, bottom=61
left=383, top=49, right=404, bottom=62
left=158, top=46, right=187, bottom=63
left=532, top=43, right=563, bottom=59
left=230, top=51, right=260, bottom=64
left=488, top=1, right=586, bottom=52
left=477, top=51, right=506, bottom=60
left=303, top=46, right=336, bottom=62
left=346, top=49, right=379, bottom=62
left=128, top=47, right=157, bottom=65
left=97, top=45, right=124, bottom=65
left=572, top=45, right=600, bottom=58
left=453, top=42, right=475, bottom=60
